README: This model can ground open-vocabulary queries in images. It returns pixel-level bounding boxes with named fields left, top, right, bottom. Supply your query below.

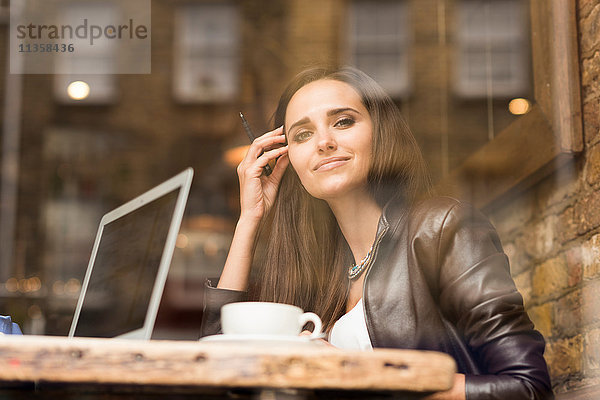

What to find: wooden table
left=0, top=335, right=456, bottom=399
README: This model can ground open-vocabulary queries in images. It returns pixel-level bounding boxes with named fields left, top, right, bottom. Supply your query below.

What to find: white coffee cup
left=221, top=302, right=323, bottom=339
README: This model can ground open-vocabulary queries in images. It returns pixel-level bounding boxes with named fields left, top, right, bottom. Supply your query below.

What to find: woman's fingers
left=238, top=137, right=283, bottom=172
left=259, top=125, right=284, bottom=138
left=244, top=127, right=285, bottom=161
left=255, top=145, right=288, bottom=169
left=247, top=134, right=286, bottom=161
left=236, top=126, right=287, bottom=219
left=249, top=126, right=284, bottom=148
left=266, top=125, right=284, bottom=136
left=254, top=144, right=288, bottom=166
left=241, top=145, right=288, bottom=178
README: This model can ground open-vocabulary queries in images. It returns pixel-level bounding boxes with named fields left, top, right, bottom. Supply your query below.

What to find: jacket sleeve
left=436, top=201, right=553, bottom=400
left=199, top=278, right=248, bottom=337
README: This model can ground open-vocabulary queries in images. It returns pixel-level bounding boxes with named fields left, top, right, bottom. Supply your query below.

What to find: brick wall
left=488, top=0, right=600, bottom=394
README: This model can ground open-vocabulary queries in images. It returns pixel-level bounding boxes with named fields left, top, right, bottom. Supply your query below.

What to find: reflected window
left=173, top=2, right=240, bottom=103
left=53, top=2, right=117, bottom=104
left=348, top=0, right=410, bottom=99
left=454, top=0, right=529, bottom=98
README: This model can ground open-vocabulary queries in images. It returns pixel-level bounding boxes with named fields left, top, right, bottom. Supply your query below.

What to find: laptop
left=68, top=168, right=194, bottom=340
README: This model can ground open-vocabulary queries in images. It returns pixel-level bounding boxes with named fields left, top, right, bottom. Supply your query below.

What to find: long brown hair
left=251, top=66, right=432, bottom=332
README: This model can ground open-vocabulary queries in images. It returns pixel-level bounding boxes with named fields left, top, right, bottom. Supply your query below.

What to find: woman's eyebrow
left=288, top=117, right=310, bottom=133
left=327, top=107, right=360, bottom=117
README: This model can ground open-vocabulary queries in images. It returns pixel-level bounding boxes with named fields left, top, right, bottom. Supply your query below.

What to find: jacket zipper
left=361, top=224, right=389, bottom=346
left=363, top=224, right=389, bottom=284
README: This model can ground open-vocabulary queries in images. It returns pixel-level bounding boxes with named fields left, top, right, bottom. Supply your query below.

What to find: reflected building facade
left=0, top=0, right=533, bottom=338
left=1, top=1, right=599, bottom=396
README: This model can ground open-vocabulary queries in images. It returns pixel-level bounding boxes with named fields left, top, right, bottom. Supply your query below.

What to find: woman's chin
left=307, top=183, right=364, bottom=202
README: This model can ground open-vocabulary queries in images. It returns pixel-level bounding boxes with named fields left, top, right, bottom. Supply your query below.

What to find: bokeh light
left=67, top=81, right=91, bottom=100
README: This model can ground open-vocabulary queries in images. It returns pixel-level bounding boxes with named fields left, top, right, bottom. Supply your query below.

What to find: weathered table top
left=0, top=335, right=456, bottom=399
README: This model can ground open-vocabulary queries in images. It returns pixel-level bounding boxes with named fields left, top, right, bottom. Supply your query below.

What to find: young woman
left=201, top=67, right=553, bottom=400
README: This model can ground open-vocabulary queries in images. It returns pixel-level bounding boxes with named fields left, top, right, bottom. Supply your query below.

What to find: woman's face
left=285, top=79, right=373, bottom=201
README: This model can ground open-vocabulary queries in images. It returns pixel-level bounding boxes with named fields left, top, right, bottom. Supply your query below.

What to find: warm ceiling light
left=508, top=98, right=531, bottom=115
left=67, top=81, right=90, bottom=100
left=224, top=145, right=250, bottom=168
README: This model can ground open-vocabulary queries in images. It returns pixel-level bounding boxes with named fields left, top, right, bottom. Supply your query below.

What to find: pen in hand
left=239, top=112, right=273, bottom=176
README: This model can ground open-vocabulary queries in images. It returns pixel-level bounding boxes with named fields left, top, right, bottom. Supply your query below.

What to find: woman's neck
left=326, top=189, right=383, bottom=266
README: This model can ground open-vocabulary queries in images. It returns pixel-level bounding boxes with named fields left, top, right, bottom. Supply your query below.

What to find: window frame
left=172, top=1, right=240, bottom=103
left=437, top=0, right=583, bottom=210
left=347, top=0, right=412, bottom=99
left=454, top=0, right=530, bottom=99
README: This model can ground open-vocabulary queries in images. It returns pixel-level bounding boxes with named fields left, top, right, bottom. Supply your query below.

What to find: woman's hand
left=237, top=126, right=289, bottom=222
left=424, top=374, right=465, bottom=400
left=217, top=126, right=288, bottom=292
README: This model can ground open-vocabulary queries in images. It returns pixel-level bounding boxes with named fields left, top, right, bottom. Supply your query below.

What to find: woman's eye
left=294, top=130, right=312, bottom=142
left=334, top=118, right=355, bottom=128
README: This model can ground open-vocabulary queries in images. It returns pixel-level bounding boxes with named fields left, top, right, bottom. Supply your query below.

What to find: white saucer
left=199, top=334, right=327, bottom=347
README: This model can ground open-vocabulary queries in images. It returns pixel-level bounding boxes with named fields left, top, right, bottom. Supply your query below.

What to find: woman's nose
left=316, top=129, right=337, bottom=152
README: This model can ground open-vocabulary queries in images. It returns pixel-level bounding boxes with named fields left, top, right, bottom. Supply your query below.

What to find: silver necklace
left=347, top=246, right=374, bottom=280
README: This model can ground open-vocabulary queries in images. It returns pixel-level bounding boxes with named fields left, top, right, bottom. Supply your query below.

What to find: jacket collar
left=376, top=194, right=408, bottom=239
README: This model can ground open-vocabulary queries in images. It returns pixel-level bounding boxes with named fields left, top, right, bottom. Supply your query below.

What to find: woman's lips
left=315, top=158, right=350, bottom=171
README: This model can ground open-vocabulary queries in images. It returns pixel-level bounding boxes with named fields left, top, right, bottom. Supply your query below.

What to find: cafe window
left=454, top=0, right=529, bottom=98
left=348, top=0, right=410, bottom=99
left=439, top=0, right=583, bottom=209
left=173, top=2, right=240, bottom=103
left=53, top=2, right=118, bottom=104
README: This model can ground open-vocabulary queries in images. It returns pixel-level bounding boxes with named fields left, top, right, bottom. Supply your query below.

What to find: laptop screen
left=73, top=188, right=180, bottom=338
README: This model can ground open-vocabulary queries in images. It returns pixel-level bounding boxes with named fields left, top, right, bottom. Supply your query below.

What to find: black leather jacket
left=200, top=197, right=553, bottom=400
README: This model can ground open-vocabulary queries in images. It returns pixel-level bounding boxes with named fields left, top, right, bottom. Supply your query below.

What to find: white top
left=328, top=298, right=373, bottom=351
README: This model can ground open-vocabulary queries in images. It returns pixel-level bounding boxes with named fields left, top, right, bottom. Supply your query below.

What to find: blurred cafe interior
left=0, top=0, right=598, bottom=397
